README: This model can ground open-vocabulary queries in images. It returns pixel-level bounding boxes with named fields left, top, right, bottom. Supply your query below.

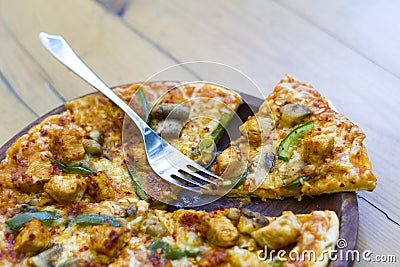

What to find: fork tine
left=180, top=169, right=217, bottom=185
left=172, top=172, right=210, bottom=190
left=187, top=163, right=224, bottom=181
left=168, top=176, right=204, bottom=193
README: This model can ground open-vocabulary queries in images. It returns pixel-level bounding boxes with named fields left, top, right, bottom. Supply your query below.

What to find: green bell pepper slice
left=149, top=240, right=200, bottom=260
left=191, top=112, right=232, bottom=157
left=71, top=214, right=121, bottom=227
left=283, top=176, right=311, bottom=191
left=51, top=159, right=94, bottom=176
left=278, top=121, right=314, bottom=161
left=135, top=88, right=151, bottom=124
left=233, top=167, right=251, bottom=189
left=6, top=211, right=59, bottom=232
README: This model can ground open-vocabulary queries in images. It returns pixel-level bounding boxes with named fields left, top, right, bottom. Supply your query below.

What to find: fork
left=39, top=32, right=222, bottom=193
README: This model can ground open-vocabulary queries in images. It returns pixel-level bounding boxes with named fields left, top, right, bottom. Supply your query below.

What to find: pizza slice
left=212, top=74, right=376, bottom=199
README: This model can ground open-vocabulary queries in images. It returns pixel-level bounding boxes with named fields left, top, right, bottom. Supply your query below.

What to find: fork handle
left=39, top=32, right=149, bottom=134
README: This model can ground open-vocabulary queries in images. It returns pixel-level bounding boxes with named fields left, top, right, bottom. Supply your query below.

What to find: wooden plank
left=356, top=198, right=399, bottom=266
left=0, top=0, right=196, bottom=103
left=121, top=0, right=400, bottom=222
left=96, top=0, right=131, bottom=16
left=0, top=22, right=64, bottom=115
left=276, top=0, right=400, bottom=78
left=0, top=79, right=37, bottom=146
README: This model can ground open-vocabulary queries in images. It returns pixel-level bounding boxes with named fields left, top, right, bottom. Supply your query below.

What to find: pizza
left=0, top=79, right=347, bottom=266
left=212, top=74, right=376, bottom=199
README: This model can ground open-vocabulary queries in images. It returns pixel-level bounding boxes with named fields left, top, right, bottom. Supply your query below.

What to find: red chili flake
left=29, top=233, right=36, bottom=240
left=40, top=129, right=48, bottom=136
left=58, top=118, right=66, bottom=125
left=339, top=183, right=345, bottom=188
left=203, top=127, right=210, bottom=132
left=317, top=127, right=322, bottom=131
left=337, top=123, right=342, bottom=127
left=83, top=245, right=89, bottom=251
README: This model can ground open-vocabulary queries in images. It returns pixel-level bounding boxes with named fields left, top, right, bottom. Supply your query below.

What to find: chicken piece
left=303, top=134, right=335, bottom=164
left=212, top=146, right=245, bottom=179
left=90, top=223, right=125, bottom=257
left=237, top=216, right=268, bottom=235
left=14, top=219, right=50, bottom=256
left=19, top=153, right=53, bottom=193
left=140, top=215, right=168, bottom=237
left=87, top=172, right=114, bottom=202
left=251, top=211, right=300, bottom=249
left=239, top=116, right=274, bottom=146
left=173, top=210, right=204, bottom=246
left=44, top=175, right=87, bottom=204
left=54, top=127, right=85, bottom=161
left=202, top=212, right=239, bottom=247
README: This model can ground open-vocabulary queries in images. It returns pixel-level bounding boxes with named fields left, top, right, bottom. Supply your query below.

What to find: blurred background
left=0, top=1, right=399, bottom=265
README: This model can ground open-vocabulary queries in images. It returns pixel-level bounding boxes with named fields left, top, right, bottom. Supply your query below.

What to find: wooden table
left=0, top=1, right=398, bottom=266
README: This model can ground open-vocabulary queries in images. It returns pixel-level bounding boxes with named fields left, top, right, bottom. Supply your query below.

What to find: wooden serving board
left=0, top=88, right=357, bottom=267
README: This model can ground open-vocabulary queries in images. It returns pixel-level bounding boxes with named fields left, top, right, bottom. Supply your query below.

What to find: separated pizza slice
left=213, top=74, right=376, bottom=199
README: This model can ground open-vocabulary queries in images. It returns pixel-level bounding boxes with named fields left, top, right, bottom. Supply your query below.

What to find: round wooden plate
left=0, top=89, right=357, bottom=267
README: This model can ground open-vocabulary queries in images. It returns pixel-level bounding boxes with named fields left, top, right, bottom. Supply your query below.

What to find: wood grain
left=0, top=0, right=196, bottom=102
left=276, top=0, right=400, bottom=78
left=357, top=197, right=400, bottom=266
left=0, top=90, right=358, bottom=267
left=0, top=78, right=37, bottom=146
left=119, top=0, right=400, bottom=223
left=0, top=21, right=64, bottom=115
